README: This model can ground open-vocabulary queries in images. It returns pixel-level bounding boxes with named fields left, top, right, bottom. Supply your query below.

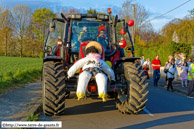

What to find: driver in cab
left=78, top=26, right=90, bottom=42
left=52, top=36, right=62, bottom=56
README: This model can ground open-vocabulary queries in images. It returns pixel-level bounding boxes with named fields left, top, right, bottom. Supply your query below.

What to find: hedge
left=132, top=41, right=191, bottom=66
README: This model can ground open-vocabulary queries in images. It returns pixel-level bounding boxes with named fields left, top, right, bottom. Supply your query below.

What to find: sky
left=0, top=0, right=194, bottom=31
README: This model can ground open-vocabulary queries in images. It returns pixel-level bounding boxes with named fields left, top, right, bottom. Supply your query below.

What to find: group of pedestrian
left=152, top=55, right=194, bottom=98
left=140, top=55, right=161, bottom=85
left=163, top=56, right=194, bottom=98
left=139, top=55, right=194, bottom=98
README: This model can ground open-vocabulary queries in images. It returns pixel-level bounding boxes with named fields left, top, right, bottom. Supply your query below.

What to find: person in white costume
left=67, top=41, right=115, bottom=102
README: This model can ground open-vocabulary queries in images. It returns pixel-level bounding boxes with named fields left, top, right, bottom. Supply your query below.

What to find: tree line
left=2, top=0, right=192, bottom=60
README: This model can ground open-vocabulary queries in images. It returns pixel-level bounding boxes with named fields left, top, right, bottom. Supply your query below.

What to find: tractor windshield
left=71, top=19, right=108, bottom=52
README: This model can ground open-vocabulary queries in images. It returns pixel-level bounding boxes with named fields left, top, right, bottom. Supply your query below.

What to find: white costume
left=68, top=54, right=115, bottom=102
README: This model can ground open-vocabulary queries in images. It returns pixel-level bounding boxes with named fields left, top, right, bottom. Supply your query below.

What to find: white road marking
left=143, top=108, right=154, bottom=117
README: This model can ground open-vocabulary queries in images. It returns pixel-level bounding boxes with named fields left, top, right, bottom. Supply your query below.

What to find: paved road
left=39, top=79, right=194, bottom=129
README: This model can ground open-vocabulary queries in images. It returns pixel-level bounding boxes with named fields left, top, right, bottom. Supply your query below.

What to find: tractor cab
left=43, top=12, right=126, bottom=64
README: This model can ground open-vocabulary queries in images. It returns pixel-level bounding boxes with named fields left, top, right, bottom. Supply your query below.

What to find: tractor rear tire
left=115, top=62, right=149, bottom=114
left=42, top=61, right=66, bottom=116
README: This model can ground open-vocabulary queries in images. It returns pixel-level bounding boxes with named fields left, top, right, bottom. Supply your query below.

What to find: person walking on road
left=165, top=56, right=173, bottom=68
left=152, top=55, right=161, bottom=87
left=140, top=56, right=144, bottom=66
left=165, top=58, right=178, bottom=92
left=164, top=56, right=173, bottom=87
left=179, top=62, right=188, bottom=87
left=187, top=58, right=194, bottom=98
left=143, top=58, right=151, bottom=79
left=187, top=57, right=192, bottom=67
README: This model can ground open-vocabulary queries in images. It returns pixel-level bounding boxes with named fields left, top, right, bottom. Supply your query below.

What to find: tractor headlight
left=98, top=14, right=105, bottom=19
left=70, top=14, right=81, bottom=19
left=75, top=14, right=81, bottom=19
left=104, top=15, right=108, bottom=20
left=97, top=14, right=109, bottom=20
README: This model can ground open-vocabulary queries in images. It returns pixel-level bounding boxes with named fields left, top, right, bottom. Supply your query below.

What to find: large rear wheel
left=42, top=61, right=66, bottom=116
left=115, top=62, right=149, bottom=114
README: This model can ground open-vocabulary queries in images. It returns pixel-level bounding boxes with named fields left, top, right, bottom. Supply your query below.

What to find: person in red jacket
left=152, top=55, right=161, bottom=86
left=52, top=36, right=62, bottom=56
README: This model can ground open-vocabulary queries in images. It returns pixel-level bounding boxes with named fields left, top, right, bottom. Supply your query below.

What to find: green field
left=0, top=56, right=42, bottom=93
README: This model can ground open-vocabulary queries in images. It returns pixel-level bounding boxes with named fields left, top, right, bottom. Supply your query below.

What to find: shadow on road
left=63, top=99, right=116, bottom=115
left=118, top=113, right=194, bottom=129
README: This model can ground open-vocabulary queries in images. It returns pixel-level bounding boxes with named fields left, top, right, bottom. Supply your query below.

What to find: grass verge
left=0, top=68, right=42, bottom=94
left=0, top=56, right=42, bottom=94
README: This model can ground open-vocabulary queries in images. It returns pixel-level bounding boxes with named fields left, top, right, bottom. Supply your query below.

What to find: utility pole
left=132, top=4, right=135, bottom=44
left=122, top=2, right=136, bottom=44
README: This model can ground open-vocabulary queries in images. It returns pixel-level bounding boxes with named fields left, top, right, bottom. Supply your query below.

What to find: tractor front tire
left=42, top=61, right=66, bottom=116
left=115, top=62, right=149, bottom=114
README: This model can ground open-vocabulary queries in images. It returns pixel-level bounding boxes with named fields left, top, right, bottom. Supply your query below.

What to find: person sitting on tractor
left=52, top=36, right=62, bottom=56
left=67, top=41, right=115, bottom=102
left=97, top=25, right=108, bottom=51
left=78, top=26, right=91, bottom=42
left=97, top=30, right=107, bottom=51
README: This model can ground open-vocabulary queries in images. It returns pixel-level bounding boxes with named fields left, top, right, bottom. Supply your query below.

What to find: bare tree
left=57, top=8, right=79, bottom=19
left=119, top=0, right=133, bottom=21
left=119, top=0, right=152, bottom=38
left=68, top=8, right=79, bottom=15
left=134, top=4, right=151, bottom=32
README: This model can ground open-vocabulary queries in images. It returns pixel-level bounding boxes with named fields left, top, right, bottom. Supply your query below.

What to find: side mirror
left=122, top=20, right=127, bottom=33
left=61, top=13, right=68, bottom=22
left=49, top=21, right=55, bottom=32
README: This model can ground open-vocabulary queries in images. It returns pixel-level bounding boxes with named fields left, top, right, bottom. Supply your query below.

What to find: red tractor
left=42, top=9, right=148, bottom=116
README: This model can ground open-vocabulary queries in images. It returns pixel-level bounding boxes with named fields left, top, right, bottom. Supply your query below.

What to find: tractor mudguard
left=114, top=57, right=140, bottom=69
left=43, top=56, right=63, bottom=62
